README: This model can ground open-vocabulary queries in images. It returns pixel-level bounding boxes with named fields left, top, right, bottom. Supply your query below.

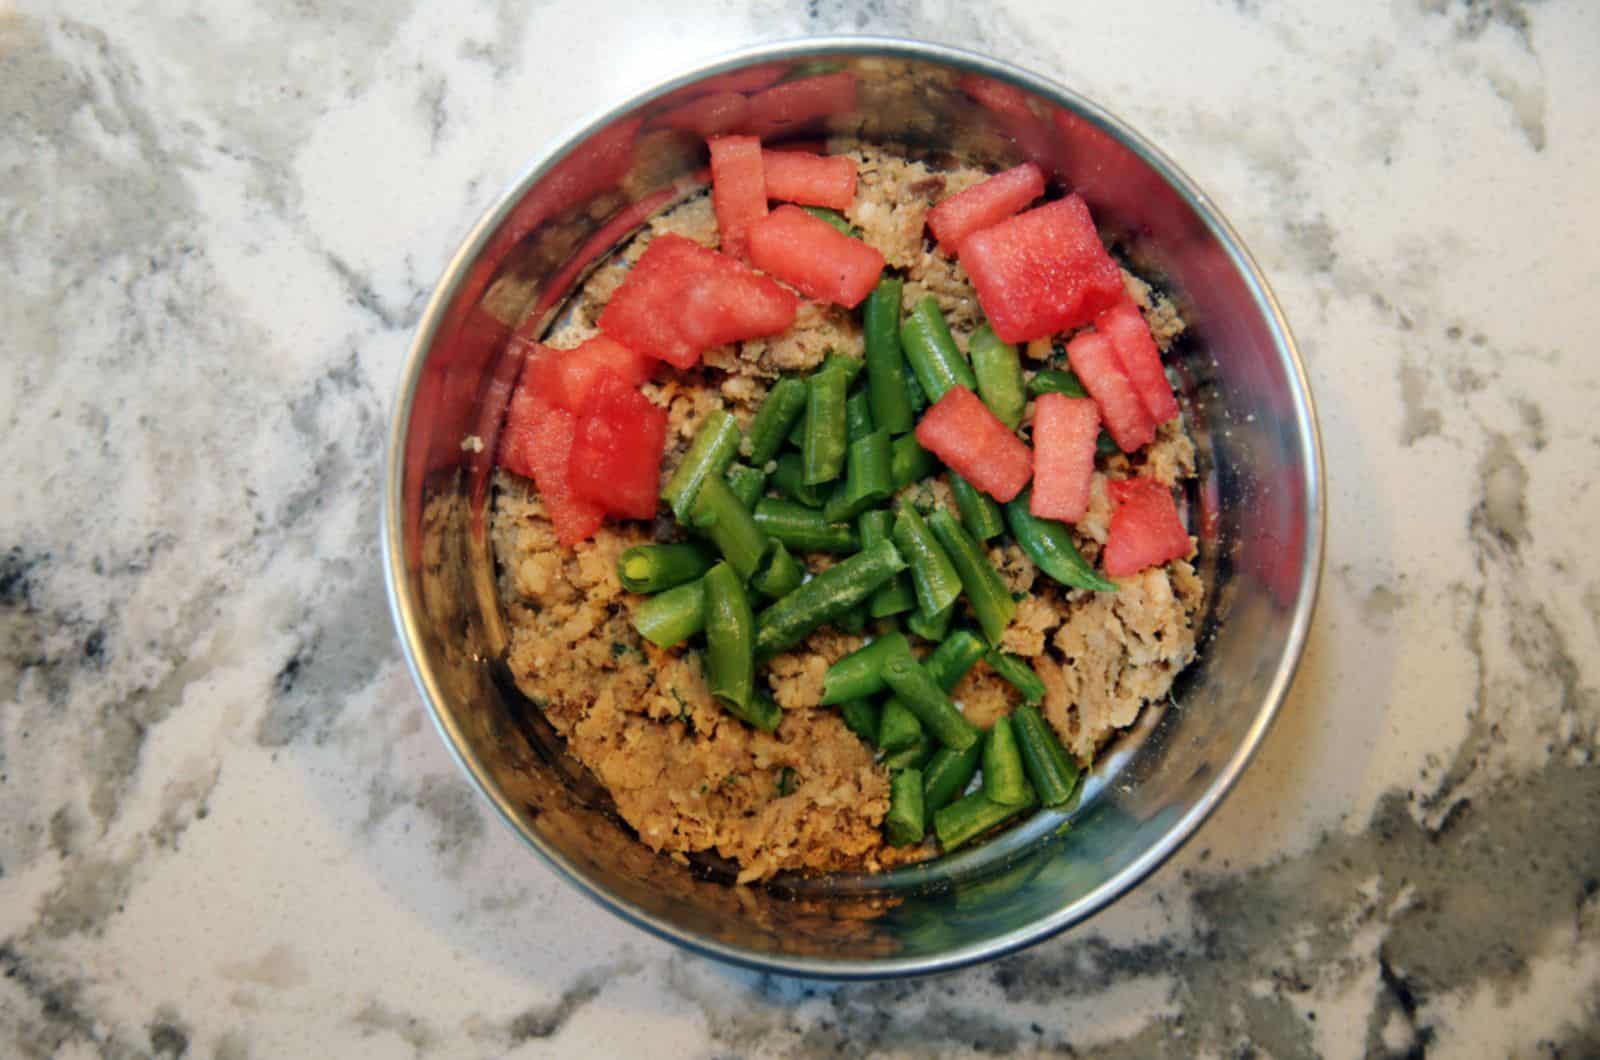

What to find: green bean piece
left=802, top=205, right=856, bottom=236
left=839, top=698, right=882, bottom=746
left=892, top=500, right=963, bottom=620
left=751, top=542, right=804, bottom=599
left=904, top=603, right=953, bottom=643
left=821, top=632, right=911, bottom=705
left=822, top=430, right=894, bottom=523
left=927, top=508, right=1015, bottom=647
left=889, top=433, right=937, bottom=490
left=924, top=629, right=987, bottom=690
left=803, top=360, right=849, bottom=486
left=885, top=768, right=927, bottom=846
left=786, top=411, right=808, bottom=450
left=1097, top=431, right=1119, bottom=457
left=617, top=543, right=715, bottom=594
left=948, top=472, right=1006, bottom=542
left=933, top=785, right=1036, bottom=851
left=835, top=605, right=868, bottom=635
left=744, top=376, right=809, bottom=466
left=981, top=716, right=1030, bottom=806
left=984, top=650, right=1046, bottom=705
left=662, top=409, right=741, bottom=523
left=752, top=539, right=906, bottom=656
left=1004, top=492, right=1118, bottom=593
left=752, top=498, right=859, bottom=553
left=881, top=654, right=979, bottom=751
left=922, top=743, right=983, bottom=825
left=845, top=389, right=875, bottom=442
left=723, top=687, right=783, bottom=733
left=863, top=277, right=915, bottom=435
left=632, top=579, right=706, bottom=648
left=691, top=475, right=770, bottom=581
left=771, top=452, right=823, bottom=507
left=724, top=462, right=767, bottom=510
left=969, top=324, right=1026, bottom=429
left=703, top=563, right=754, bottom=710
left=1026, top=368, right=1088, bottom=398
left=1012, top=704, right=1080, bottom=807
left=821, top=352, right=865, bottom=385
left=881, top=735, right=937, bottom=773
left=898, top=296, right=977, bottom=403
left=859, top=509, right=916, bottom=618
left=877, top=699, right=924, bottom=752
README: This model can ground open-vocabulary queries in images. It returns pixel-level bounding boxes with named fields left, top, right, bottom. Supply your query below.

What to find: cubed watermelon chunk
left=760, top=149, right=857, bottom=210
left=527, top=335, right=655, bottom=413
left=1096, top=300, right=1179, bottom=425
left=657, top=91, right=750, bottom=138
left=958, top=195, right=1125, bottom=343
left=1029, top=393, right=1100, bottom=523
left=709, top=135, right=767, bottom=258
left=926, top=163, right=1045, bottom=253
left=914, top=385, right=1033, bottom=503
left=598, top=234, right=798, bottom=369
left=568, top=370, right=668, bottom=520
left=1103, top=477, right=1191, bottom=577
left=1066, top=329, right=1156, bottom=453
left=744, top=72, right=858, bottom=139
left=747, top=204, right=884, bottom=308
left=498, top=383, right=607, bottom=546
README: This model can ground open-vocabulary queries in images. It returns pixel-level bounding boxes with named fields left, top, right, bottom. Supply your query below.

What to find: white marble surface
left=3, top=1, right=1598, bottom=1056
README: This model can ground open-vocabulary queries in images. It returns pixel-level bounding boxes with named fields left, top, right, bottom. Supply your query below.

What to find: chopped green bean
left=981, top=716, right=1029, bottom=806
left=821, top=632, right=910, bottom=705
left=1012, top=703, right=1080, bottom=807
left=877, top=699, right=924, bottom=752
left=892, top=500, right=962, bottom=620
left=753, top=539, right=906, bottom=656
left=889, top=433, right=937, bottom=490
left=632, top=579, right=706, bottom=648
left=751, top=542, right=804, bottom=599
left=881, top=735, right=936, bottom=773
left=933, top=785, right=1035, bottom=850
left=881, top=654, right=979, bottom=750
left=924, top=630, right=987, bottom=690
left=863, top=277, right=915, bottom=435
left=984, top=650, right=1046, bottom=704
left=803, top=359, right=849, bottom=486
left=704, top=562, right=754, bottom=711
left=617, top=543, right=715, bottom=594
left=860, top=509, right=916, bottom=618
left=927, top=508, right=1015, bottom=647
left=904, top=603, right=953, bottom=643
left=835, top=604, right=868, bottom=635
left=723, top=687, right=783, bottom=733
left=948, top=472, right=1006, bottom=542
left=1004, top=492, right=1118, bottom=593
left=922, top=743, right=982, bottom=825
left=745, top=376, right=810, bottom=466
left=771, top=452, right=823, bottom=507
left=802, top=205, right=856, bottom=236
left=822, top=430, right=894, bottom=523
left=898, top=296, right=977, bottom=402
left=662, top=409, right=741, bottom=523
left=822, top=352, right=865, bottom=385
left=885, top=768, right=926, bottom=846
left=691, top=475, right=770, bottom=580
left=845, top=389, right=874, bottom=442
left=839, top=698, right=882, bottom=745
left=1026, top=368, right=1088, bottom=398
left=752, top=498, right=859, bottom=553
left=969, top=324, right=1026, bottom=429
left=724, top=462, right=767, bottom=510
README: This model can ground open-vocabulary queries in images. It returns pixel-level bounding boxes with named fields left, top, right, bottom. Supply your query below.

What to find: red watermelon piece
left=709, top=135, right=767, bottom=258
left=914, top=385, right=1033, bottom=503
left=747, top=204, right=884, bottom=308
left=1066, top=329, right=1156, bottom=453
left=1096, top=300, right=1179, bottom=425
left=760, top=149, right=857, bottom=210
left=498, top=382, right=606, bottom=546
left=1029, top=393, right=1099, bottom=524
left=567, top=371, right=668, bottom=521
left=926, top=162, right=1045, bottom=253
left=1103, top=477, right=1191, bottom=577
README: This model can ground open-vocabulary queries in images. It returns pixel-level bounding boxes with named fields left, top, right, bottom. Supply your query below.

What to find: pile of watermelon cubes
left=497, top=138, right=1190, bottom=579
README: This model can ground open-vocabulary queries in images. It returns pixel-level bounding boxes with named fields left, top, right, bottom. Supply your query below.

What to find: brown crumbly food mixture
left=491, top=144, right=1203, bottom=882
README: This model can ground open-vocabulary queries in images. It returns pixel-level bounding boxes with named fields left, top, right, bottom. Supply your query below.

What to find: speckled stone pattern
left=1, top=0, right=1596, bottom=1056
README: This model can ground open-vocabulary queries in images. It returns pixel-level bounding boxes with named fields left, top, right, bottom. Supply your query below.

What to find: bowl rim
left=382, top=34, right=1326, bottom=980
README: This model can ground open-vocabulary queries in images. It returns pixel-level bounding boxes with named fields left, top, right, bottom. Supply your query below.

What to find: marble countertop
left=4, top=1, right=1597, bottom=1056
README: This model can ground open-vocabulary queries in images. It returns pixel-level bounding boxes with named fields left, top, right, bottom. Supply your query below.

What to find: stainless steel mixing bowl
left=382, top=37, right=1324, bottom=978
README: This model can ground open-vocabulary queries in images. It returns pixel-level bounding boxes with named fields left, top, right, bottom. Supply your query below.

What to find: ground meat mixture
left=490, top=144, right=1202, bottom=883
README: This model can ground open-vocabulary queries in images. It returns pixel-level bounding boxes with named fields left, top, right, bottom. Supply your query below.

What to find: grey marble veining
left=1, top=1, right=1596, bottom=1056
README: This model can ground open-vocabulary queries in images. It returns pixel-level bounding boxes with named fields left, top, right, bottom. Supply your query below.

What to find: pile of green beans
left=614, top=275, right=1124, bottom=857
